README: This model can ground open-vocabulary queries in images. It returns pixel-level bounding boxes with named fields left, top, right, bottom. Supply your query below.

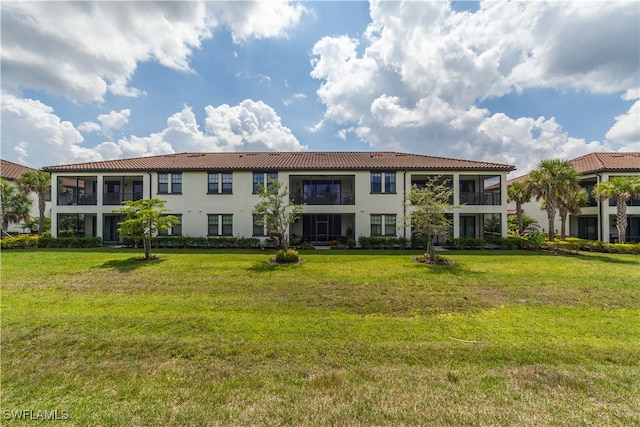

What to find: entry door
left=460, top=216, right=476, bottom=238
left=316, top=220, right=329, bottom=242
left=578, top=217, right=597, bottom=240
left=103, top=215, right=121, bottom=242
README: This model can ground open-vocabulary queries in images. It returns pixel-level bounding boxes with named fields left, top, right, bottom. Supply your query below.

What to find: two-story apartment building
left=43, top=152, right=515, bottom=245
left=508, top=152, right=640, bottom=243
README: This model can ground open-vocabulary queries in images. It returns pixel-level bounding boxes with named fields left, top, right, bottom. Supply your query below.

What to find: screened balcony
left=103, top=177, right=144, bottom=205
left=57, top=176, right=98, bottom=205
left=289, top=176, right=355, bottom=205
left=459, top=175, right=502, bottom=206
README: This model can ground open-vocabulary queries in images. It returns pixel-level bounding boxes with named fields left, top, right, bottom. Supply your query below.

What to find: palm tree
left=18, top=170, right=51, bottom=235
left=1, top=178, right=31, bottom=234
left=507, top=181, right=531, bottom=235
left=527, top=159, right=579, bottom=242
left=557, top=187, right=588, bottom=239
left=594, top=176, right=640, bottom=244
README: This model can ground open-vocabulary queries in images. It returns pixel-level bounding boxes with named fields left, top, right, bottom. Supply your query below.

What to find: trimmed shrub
left=275, top=249, right=299, bottom=263
left=526, top=232, right=546, bottom=249
left=1, top=234, right=39, bottom=249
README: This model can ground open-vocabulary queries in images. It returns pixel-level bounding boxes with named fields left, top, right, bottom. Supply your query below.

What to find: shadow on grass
left=412, top=260, right=479, bottom=276
left=97, top=256, right=166, bottom=272
left=577, top=252, right=640, bottom=265
left=246, top=259, right=304, bottom=273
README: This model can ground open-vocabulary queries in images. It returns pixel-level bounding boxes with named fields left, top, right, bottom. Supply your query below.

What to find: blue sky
left=2, top=1, right=639, bottom=176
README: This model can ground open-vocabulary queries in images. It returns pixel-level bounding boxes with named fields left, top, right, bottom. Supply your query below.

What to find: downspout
left=147, top=171, right=153, bottom=199
left=403, top=170, right=407, bottom=241
left=596, top=172, right=603, bottom=242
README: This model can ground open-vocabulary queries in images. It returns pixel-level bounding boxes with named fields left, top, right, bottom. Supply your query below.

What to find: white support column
left=51, top=176, right=58, bottom=237
left=500, top=172, right=509, bottom=237
left=452, top=173, right=460, bottom=238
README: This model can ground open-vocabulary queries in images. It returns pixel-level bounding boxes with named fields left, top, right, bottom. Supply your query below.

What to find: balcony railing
left=609, top=197, right=640, bottom=207
left=57, top=193, right=97, bottom=206
left=291, top=191, right=355, bottom=205
left=459, top=192, right=501, bottom=205
left=103, top=192, right=144, bottom=205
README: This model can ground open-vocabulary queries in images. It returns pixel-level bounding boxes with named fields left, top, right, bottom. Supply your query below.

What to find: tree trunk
left=143, top=235, right=151, bottom=260
left=38, top=192, right=46, bottom=235
left=546, top=196, right=556, bottom=242
left=516, top=202, right=524, bottom=235
left=559, top=207, right=567, bottom=240
left=616, top=196, right=629, bottom=244
left=426, top=236, right=436, bottom=262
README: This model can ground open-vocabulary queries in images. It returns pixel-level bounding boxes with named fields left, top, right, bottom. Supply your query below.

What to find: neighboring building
left=0, top=159, right=50, bottom=233
left=508, top=152, right=640, bottom=243
left=42, top=151, right=515, bottom=244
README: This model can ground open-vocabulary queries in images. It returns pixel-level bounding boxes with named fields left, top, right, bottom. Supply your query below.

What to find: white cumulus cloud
left=310, top=0, right=639, bottom=174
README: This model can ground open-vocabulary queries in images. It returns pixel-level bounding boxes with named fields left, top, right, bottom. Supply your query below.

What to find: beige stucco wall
left=50, top=169, right=511, bottom=242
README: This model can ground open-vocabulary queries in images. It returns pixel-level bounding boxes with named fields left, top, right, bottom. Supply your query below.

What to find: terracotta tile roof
left=0, top=159, right=36, bottom=180
left=570, top=152, right=640, bottom=174
left=507, top=152, right=640, bottom=183
left=42, top=151, right=516, bottom=172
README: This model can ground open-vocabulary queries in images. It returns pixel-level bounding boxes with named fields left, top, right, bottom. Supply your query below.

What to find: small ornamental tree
left=557, top=187, right=588, bottom=239
left=252, top=178, right=304, bottom=250
left=402, top=176, right=454, bottom=262
left=18, top=170, right=51, bottom=235
left=507, top=181, right=531, bottom=236
left=112, top=198, right=178, bottom=260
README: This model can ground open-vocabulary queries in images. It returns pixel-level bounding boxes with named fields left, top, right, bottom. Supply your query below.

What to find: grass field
left=2, top=248, right=639, bottom=426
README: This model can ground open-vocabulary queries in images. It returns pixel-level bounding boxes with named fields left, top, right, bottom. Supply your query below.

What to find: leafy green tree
left=402, top=176, right=454, bottom=262
left=507, top=181, right=531, bottom=235
left=252, top=178, right=304, bottom=250
left=0, top=178, right=31, bottom=234
left=557, top=187, right=588, bottom=239
left=594, top=176, right=640, bottom=244
left=112, top=198, right=179, bottom=260
left=18, top=170, right=51, bottom=235
left=527, top=159, right=579, bottom=241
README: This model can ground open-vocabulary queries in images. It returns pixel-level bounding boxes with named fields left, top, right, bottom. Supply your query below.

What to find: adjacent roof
left=570, top=152, right=640, bottom=174
left=508, top=152, right=640, bottom=183
left=43, top=151, right=516, bottom=173
left=0, top=159, right=36, bottom=180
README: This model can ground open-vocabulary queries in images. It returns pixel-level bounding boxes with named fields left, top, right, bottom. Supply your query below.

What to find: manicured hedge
left=357, top=236, right=409, bottom=249
left=121, top=236, right=262, bottom=249
left=1, top=235, right=102, bottom=249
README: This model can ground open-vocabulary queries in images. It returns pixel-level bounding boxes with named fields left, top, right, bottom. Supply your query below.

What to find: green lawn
left=2, top=249, right=639, bottom=426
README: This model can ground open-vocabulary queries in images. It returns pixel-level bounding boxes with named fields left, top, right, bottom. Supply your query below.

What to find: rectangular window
left=171, top=173, right=182, bottom=193
left=172, top=214, right=182, bottom=236
left=208, top=214, right=219, bottom=235
left=253, top=215, right=264, bottom=236
left=222, top=214, right=233, bottom=235
left=253, top=172, right=265, bottom=193
left=371, top=214, right=382, bottom=236
left=385, top=215, right=397, bottom=236
left=385, top=172, right=396, bottom=193
left=158, top=214, right=181, bottom=236
left=267, top=172, right=278, bottom=190
left=208, top=173, right=219, bottom=193
left=222, top=173, right=233, bottom=194
left=158, top=173, right=169, bottom=194
left=371, top=172, right=382, bottom=193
